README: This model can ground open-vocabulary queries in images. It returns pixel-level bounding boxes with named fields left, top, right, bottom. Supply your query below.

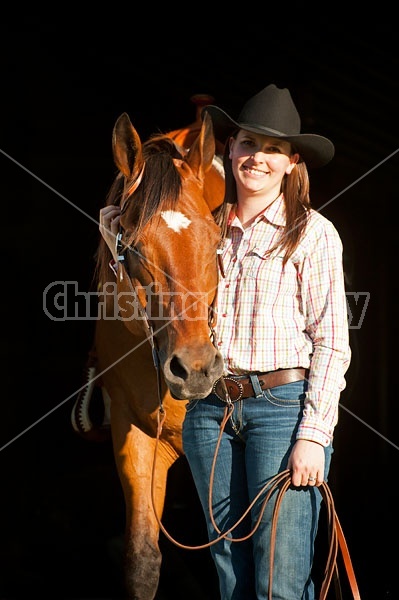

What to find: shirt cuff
left=296, top=420, right=333, bottom=447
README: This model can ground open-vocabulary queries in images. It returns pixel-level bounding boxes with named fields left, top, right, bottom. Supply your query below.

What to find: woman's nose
left=250, top=150, right=262, bottom=161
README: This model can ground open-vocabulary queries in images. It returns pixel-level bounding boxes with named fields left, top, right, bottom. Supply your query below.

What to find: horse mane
left=93, top=133, right=184, bottom=290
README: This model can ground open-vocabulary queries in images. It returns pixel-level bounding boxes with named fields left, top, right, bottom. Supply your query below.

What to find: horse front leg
left=112, top=417, right=177, bottom=600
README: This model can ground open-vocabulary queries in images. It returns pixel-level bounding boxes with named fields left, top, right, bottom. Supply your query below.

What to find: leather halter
left=115, top=161, right=220, bottom=410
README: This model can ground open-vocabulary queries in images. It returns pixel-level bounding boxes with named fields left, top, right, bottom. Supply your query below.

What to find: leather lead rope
left=152, top=458, right=361, bottom=599
left=268, top=471, right=361, bottom=600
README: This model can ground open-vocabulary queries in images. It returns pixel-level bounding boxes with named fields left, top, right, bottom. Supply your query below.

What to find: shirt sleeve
left=296, top=218, right=351, bottom=446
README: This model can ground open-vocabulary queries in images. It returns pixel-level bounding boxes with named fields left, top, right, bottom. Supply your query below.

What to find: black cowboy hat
left=202, top=84, right=334, bottom=168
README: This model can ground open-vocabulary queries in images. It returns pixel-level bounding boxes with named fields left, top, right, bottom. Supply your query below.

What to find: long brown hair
left=213, top=138, right=311, bottom=266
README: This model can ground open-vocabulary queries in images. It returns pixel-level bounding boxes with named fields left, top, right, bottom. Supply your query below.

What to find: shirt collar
left=261, top=194, right=286, bottom=227
left=228, top=194, right=286, bottom=229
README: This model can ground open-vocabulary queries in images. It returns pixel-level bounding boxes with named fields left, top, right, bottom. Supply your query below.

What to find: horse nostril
left=169, top=355, right=189, bottom=381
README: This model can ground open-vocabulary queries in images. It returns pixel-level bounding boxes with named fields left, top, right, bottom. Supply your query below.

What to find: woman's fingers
left=99, top=205, right=121, bottom=231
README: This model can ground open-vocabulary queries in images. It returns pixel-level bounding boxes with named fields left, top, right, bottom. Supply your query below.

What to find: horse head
left=110, top=111, right=225, bottom=400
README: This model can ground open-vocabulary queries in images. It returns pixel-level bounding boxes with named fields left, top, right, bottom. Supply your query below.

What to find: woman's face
left=229, top=129, right=299, bottom=195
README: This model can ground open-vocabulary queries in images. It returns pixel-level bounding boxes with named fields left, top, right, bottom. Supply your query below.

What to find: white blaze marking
left=161, top=210, right=191, bottom=232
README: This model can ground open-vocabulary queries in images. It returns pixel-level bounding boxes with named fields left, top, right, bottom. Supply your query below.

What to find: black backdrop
left=1, top=14, right=398, bottom=600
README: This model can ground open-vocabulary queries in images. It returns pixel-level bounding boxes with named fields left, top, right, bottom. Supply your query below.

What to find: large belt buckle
left=212, top=376, right=244, bottom=402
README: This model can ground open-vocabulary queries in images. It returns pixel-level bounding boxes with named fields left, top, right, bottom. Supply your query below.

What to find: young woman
left=99, top=84, right=351, bottom=599
left=181, top=84, right=351, bottom=600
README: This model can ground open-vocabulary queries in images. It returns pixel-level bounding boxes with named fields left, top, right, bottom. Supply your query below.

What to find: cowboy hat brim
left=203, top=105, right=335, bottom=168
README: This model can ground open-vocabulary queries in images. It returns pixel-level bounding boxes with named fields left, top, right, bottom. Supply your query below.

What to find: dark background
left=1, top=14, right=398, bottom=599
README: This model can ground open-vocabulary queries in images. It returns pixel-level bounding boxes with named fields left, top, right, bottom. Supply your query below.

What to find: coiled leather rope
left=153, top=406, right=361, bottom=599
left=269, top=470, right=361, bottom=600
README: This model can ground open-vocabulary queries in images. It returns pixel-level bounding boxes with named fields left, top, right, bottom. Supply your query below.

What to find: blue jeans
left=182, top=380, right=333, bottom=600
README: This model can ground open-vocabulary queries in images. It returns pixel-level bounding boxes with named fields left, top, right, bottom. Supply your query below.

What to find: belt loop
left=249, top=374, right=264, bottom=398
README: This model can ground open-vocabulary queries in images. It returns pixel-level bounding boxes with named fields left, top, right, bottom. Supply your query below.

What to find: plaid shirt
left=216, top=195, right=351, bottom=446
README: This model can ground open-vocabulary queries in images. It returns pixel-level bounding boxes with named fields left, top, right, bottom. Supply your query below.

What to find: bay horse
left=75, top=108, right=226, bottom=599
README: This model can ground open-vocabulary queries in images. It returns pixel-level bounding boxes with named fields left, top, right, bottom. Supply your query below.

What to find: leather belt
left=212, top=368, right=309, bottom=402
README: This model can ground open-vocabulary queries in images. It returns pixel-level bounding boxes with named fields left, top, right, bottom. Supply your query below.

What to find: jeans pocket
left=265, top=380, right=307, bottom=406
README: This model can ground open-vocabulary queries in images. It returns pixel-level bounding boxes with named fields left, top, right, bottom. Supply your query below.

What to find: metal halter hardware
left=115, top=231, right=125, bottom=264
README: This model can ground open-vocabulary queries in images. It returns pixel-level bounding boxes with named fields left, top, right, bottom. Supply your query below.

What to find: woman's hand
left=288, top=439, right=325, bottom=487
left=99, top=205, right=121, bottom=262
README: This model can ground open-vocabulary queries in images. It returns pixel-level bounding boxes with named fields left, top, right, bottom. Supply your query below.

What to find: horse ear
left=185, top=111, right=216, bottom=178
left=112, top=113, right=143, bottom=177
